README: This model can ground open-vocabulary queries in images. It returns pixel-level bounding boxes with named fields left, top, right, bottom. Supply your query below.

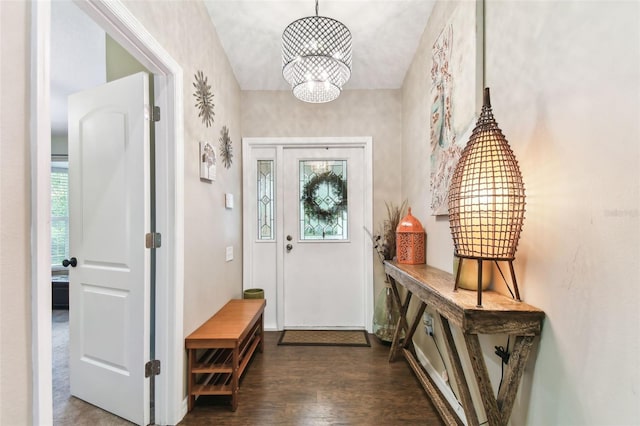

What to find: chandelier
left=282, top=0, right=352, bottom=103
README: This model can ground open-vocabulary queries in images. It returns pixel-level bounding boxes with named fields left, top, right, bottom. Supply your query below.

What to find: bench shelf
left=185, top=299, right=266, bottom=412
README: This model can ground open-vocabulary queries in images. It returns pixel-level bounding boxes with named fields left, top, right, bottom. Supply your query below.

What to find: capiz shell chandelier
left=448, top=88, right=526, bottom=306
left=282, top=0, right=352, bottom=103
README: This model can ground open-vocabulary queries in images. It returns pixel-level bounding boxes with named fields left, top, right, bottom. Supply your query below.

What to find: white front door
left=282, top=147, right=366, bottom=329
left=67, top=72, right=151, bottom=425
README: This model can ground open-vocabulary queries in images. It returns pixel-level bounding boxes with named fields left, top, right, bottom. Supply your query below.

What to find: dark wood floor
left=179, top=331, right=444, bottom=425
left=53, top=315, right=443, bottom=425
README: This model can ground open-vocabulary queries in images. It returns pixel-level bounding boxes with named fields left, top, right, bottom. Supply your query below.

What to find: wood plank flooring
left=53, top=311, right=444, bottom=425
left=53, top=310, right=134, bottom=426
left=180, top=331, right=444, bottom=425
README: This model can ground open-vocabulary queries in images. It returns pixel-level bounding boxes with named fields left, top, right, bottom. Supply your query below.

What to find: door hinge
left=145, top=360, right=161, bottom=378
left=145, top=232, right=161, bottom=249
left=146, top=105, right=160, bottom=122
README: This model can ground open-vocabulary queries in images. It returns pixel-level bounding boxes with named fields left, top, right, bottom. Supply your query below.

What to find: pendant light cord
left=482, top=0, right=486, bottom=88
left=315, top=0, right=319, bottom=16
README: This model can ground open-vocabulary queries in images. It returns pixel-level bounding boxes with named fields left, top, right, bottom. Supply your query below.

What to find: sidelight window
left=257, top=160, right=275, bottom=240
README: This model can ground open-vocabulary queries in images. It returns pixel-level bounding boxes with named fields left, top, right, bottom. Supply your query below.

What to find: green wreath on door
left=301, top=171, right=348, bottom=222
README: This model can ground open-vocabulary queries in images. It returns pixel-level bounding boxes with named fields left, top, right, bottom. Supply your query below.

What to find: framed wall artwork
left=429, top=1, right=484, bottom=216
left=200, top=141, right=216, bottom=182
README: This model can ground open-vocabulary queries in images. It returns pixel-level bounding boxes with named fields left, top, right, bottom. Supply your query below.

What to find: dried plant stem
left=380, top=200, right=408, bottom=261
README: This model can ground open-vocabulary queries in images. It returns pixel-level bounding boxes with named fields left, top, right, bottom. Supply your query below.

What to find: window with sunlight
left=51, top=161, right=69, bottom=267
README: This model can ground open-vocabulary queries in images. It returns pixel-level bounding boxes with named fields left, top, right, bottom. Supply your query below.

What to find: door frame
left=242, top=137, right=374, bottom=332
left=30, top=1, right=185, bottom=424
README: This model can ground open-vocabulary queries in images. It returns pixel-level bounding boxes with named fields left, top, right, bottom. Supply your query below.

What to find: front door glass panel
left=299, top=160, right=348, bottom=240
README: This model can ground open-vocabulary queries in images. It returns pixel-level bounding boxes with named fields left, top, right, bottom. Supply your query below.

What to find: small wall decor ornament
left=219, top=125, right=233, bottom=169
left=396, top=207, right=426, bottom=265
left=193, top=70, right=214, bottom=127
left=302, top=171, right=347, bottom=222
left=199, top=141, right=216, bottom=182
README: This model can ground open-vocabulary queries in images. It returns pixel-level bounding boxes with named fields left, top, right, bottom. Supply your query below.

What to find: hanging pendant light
left=282, top=0, right=352, bottom=103
left=448, top=87, right=526, bottom=306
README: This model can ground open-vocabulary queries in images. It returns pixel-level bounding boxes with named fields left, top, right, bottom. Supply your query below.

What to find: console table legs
left=383, top=261, right=543, bottom=426
left=389, top=276, right=412, bottom=362
left=440, top=316, right=480, bottom=426
left=495, top=335, right=535, bottom=423
left=388, top=279, right=538, bottom=426
left=464, top=334, right=502, bottom=425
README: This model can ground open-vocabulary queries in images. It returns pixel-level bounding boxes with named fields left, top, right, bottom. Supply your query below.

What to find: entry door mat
left=277, top=330, right=370, bottom=347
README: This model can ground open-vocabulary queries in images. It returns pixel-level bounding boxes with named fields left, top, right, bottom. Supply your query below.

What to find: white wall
left=0, top=1, right=32, bottom=423
left=122, top=0, right=243, bottom=338
left=402, top=1, right=459, bottom=273
left=402, top=1, right=640, bottom=424
left=51, top=0, right=106, bottom=137
left=486, top=1, right=639, bottom=424
left=241, top=89, right=403, bottom=300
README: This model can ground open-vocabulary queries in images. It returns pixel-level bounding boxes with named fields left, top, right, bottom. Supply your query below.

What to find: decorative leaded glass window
left=299, top=160, right=348, bottom=240
left=257, top=160, right=274, bottom=240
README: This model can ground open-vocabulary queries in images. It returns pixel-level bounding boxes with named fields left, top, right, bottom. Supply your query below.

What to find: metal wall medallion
left=219, top=125, right=233, bottom=169
left=193, top=70, right=214, bottom=127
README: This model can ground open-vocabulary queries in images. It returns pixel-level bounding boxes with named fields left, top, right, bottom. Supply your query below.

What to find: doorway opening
left=50, top=1, right=160, bottom=423
left=242, top=137, right=374, bottom=332
left=32, top=1, right=185, bottom=424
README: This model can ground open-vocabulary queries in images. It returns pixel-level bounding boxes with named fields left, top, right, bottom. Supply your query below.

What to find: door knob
left=286, top=244, right=293, bottom=252
left=62, top=257, right=77, bottom=268
left=286, top=235, right=293, bottom=241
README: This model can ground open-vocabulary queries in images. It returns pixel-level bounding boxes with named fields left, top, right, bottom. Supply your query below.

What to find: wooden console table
left=384, top=261, right=544, bottom=426
left=185, top=299, right=266, bottom=412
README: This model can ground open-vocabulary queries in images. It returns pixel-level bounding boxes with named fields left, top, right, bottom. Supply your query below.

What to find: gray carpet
left=52, top=310, right=133, bottom=425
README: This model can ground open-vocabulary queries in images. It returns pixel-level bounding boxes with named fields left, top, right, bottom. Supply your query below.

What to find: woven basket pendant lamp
left=282, top=0, right=352, bottom=103
left=448, top=88, right=526, bottom=307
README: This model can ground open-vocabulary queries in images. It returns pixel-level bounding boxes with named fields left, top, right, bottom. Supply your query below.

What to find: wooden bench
left=185, top=298, right=266, bottom=412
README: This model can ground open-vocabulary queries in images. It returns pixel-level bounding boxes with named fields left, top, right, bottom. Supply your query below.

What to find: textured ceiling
left=203, top=0, right=436, bottom=91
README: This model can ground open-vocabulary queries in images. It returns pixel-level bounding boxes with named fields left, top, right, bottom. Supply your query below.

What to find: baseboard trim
left=180, top=397, right=188, bottom=421
left=414, top=344, right=468, bottom=425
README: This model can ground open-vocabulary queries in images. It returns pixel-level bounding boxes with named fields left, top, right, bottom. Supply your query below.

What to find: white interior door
left=283, top=147, right=366, bottom=329
left=67, top=72, right=150, bottom=425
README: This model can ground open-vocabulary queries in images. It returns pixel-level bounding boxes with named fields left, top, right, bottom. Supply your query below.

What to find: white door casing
left=283, top=147, right=366, bottom=329
left=242, top=137, right=373, bottom=332
left=68, top=72, right=150, bottom=425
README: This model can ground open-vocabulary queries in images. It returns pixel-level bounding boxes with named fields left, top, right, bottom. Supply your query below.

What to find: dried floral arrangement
left=371, top=200, right=408, bottom=263
left=370, top=200, right=408, bottom=342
